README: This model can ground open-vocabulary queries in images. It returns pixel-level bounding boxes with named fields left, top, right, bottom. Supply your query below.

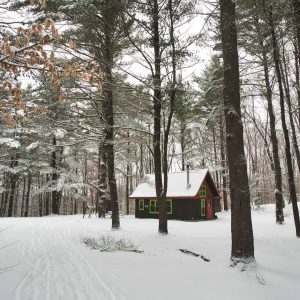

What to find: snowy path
left=1, top=205, right=300, bottom=300
left=2, top=218, right=123, bottom=300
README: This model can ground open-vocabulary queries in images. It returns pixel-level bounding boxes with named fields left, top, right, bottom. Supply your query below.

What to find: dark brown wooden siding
left=172, top=199, right=204, bottom=220
left=135, top=199, right=150, bottom=218
left=135, top=198, right=206, bottom=220
left=213, top=197, right=221, bottom=212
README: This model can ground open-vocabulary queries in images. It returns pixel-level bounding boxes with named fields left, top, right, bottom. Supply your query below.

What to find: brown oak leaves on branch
left=0, top=17, right=62, bottom=126
left=1, top=2, right=104, bottom=127
left=29, top=0, right=46, bottom=9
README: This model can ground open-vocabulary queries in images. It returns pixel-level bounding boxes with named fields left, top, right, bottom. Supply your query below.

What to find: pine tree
left=219, top=0, right=255, bottom=261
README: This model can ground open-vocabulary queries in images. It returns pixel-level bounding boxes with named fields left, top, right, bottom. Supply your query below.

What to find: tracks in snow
left=14, top=218, right=121, bottom=300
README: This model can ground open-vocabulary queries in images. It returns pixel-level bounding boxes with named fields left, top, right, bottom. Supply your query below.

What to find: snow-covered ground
left=0, top=204, right=299, bottom=300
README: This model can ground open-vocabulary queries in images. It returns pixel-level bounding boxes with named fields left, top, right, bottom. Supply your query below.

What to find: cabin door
left=207, top=198, right=213, bottom=220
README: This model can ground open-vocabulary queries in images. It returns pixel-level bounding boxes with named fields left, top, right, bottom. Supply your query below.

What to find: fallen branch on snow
left=178, top=248, right=199, bottom=257
left=178, top=249, right=210, bottom=262
left=201, top=255, right=210, bottom=262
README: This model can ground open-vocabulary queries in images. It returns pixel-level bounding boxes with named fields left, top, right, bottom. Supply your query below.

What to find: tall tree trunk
left=21, top=176, right=26, bottom=217
left=220, top=117, right=228, bottom=211
left=0, top=174, right=9, bottom=216
left=294, top=44, right=300, bottom=127
left=13, top=181, right=19, bottom=217
left=180, top=120, right=186, bottom=171
left=51, top=135, right=60, bottom=214
left=147, top=124, right=153, bottom=174
left=24, top=174, right=32, bottom=217
left=82, top=150, right=88, bottom=197
left=253, top=1, right=284, bottom=223
left=45, top=174, right=50, bottom=216
left=160, top=0, right=178, bottom=234
left=220, top=0, right=254, bottom=260
left=102, top=0, right=120, bottom=229
left=74, top=198, right=77, bottom=215
left=212, top=123, right=219, bottom=188
left=126, top=132, right=131, bottom=215
left=98, top=145, right=109, bottom=216
left=140, top=144, right=144, bottom=179
left=151, top=0, right=166, bottom=233
left=104, top=113, right=120, bottom=228
left=281, top=43, right=300, bottom=173
left=96, top=143, right=102, bottom=217
left=266, top=2, right=300, bottom=236
left=292, top=0, right=300, bottom=65
left=39, top=189, right=43, bottom=217
left=7, top=154, right=19, bottom=217
left=0, top=189, right=4, bottom=217
left=7, top=174, right=17, bottom=217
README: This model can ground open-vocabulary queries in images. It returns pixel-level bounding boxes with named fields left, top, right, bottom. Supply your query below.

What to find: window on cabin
left=138, top=199, right=144, bottom=211
left=149, top=199, right=158, bottom=213
left=200, top=185, right=207, bottom=197
left=149, top=199, right=172, bottom=214
left=200, top=198, right=206, bottom=217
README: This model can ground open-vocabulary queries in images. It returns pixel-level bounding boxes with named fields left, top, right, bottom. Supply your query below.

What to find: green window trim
left=138, top=199, right=144, bottom=211
left=149, top=199, right=173, bottom=214
left=149, top=199, right=158, bottom=214
left=200, top=198, right=206, bottom=217
left=167, top=199, right=173, bottom=215
left=200, top=185, right=207, bottom=197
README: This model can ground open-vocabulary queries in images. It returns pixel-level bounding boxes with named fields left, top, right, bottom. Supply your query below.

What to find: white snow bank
left=0, top=203, right=299, bottom=300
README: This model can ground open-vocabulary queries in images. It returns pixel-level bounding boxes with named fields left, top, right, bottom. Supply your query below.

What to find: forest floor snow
left=0, top=204, right=300, bottom=300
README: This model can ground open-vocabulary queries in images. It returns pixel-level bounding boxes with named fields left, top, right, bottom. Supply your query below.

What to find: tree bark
left=253, top=1, right=284, bottom=223
left=126, top=132, right=131, bottom=215
left=24, top=174, right=32, bottom=217
left=140, top=144, right=144, bottom=179
left=220, top=0, right=254, bottom=260
left=294, top=43, right=300, bottom=127
left=51, top=135, right=60, bottom=214
left=280, top=43, right=300, bottom=174
left=266, top=2, right=300, bottom=236
left=20, top=176, right=26, bottom=217
left=45, top=175, right=50, bottom=216
left=102, top=0, right=120, bottom=229
left=99, top=148, right=109, bottom=216
left=152, top=0, right=167, bottom=234
left=7, top=154, right=19, bottom=217
left=220, top=117, right=228, bottom=211
left=212, top=123, right=219, bottom=188
left=180, top=120, right=186, bottom=171
left=0, top=174, right=9, bottom=216
left=292, top=0, right=300, bottom=65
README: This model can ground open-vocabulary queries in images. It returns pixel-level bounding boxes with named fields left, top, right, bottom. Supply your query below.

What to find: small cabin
left=129, top=168, right=221, bottom=221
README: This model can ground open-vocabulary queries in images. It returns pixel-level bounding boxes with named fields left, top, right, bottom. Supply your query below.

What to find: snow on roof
left=130, top=169, right=209, bottom=198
